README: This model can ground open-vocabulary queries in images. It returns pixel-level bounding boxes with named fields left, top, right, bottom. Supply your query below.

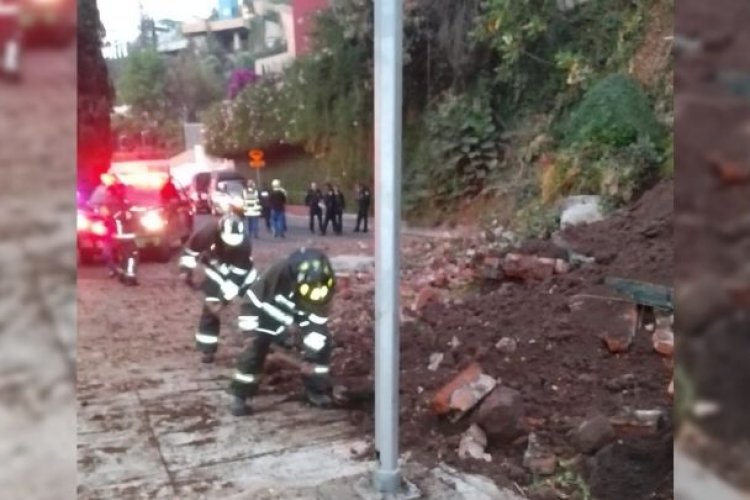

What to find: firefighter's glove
left=179, top=254, right=198, bottom=272
left=221, top=280, right=240, bottom=302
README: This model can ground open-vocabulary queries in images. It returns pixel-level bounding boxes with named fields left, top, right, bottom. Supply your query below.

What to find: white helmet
left=272, top=179, right=281, bottom=189
left=219, top=213, right=246, bottom=247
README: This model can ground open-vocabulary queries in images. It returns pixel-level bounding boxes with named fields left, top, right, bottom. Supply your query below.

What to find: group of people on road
left=305, top=182, right=371, bottom=236
left=240, top=179, right=372, bottom=239
left=241, top=178, right=288, bottom=239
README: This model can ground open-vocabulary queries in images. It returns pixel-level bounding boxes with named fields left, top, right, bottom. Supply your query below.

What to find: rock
left=449, top=335, right=461, bottom=349
left=481, top=256, right=504, bottom=280
left=572, top=414, right=615, bottom=454
left=553, top=259, right=570, bottom=274
left=428, top=352, right=444, bottom=372
left=495, top=337, right=518, bottom=354
left=475, top=386, right=525, bottom=443
left=692, top=400, right=720, bottom=419
left=528, top=486, right=560, bottom=500
left=652, top=327, right=674, bottom=356
left=605, top=373, right=638, bottom=392
left=569, top=294, right=638, bottom=353
left=432, top=363, right=497, bottom=416
left=523, top=433, right=557, bottom=475
left=610, top=408, right=665, bottom=437
left=457, top=424, right=492, bottom=462
left=560, top=195, right=603, bottom=229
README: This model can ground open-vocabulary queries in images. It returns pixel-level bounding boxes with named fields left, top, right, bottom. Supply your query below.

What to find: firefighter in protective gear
left=178, top=203, right=258, bottom=364
left=229, top=248, right=336, bottom=416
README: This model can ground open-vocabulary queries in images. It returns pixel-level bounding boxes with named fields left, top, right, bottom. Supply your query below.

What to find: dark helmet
left=287, top=248, right=335, bottom=306
left=218, top=212, right=246, bottom=247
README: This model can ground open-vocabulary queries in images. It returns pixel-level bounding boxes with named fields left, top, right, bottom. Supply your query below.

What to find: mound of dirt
left=308, top=180, right=674, bottom=498
left=561, top=181, right=673, bottom=285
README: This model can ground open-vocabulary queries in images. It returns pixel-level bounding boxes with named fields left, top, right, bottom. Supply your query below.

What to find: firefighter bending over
left=229, top=248, right=336, bottom=416
left=178, top=204, right=257, bottom=364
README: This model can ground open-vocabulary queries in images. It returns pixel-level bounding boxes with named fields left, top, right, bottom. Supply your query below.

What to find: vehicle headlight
left=77, top=211, right=90, bottom=232
left=141, top=210, right=166, bottom=231
left=91, top=221, right=108, bottom=237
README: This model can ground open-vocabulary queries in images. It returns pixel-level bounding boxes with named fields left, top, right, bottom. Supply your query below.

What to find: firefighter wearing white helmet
left=178, top=204, right=258, bottom=364
left=228, top=247, right=336, bottom=416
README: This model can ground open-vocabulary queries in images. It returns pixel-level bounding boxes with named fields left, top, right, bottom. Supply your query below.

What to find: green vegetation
left=560, top=74, right=663, bottom=148
left=201, top=0, right=673, bottom=225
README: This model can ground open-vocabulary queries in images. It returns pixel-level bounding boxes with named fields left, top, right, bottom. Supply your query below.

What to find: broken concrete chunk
left=428, top=353, right=445, bottom=372
left=495, top=337, right=518, bottom=354
left=553, top=259, right=570, bottom=274
left=652, top=328, right=674, bottom=356
left=560, top=195, right=603, bottom=229
left=569, top=294, right=637, bottom=353
left=476, top=386, right=525, bottom=443
left=572, top=414, right=615, bottom=454
left=457, top=424, right=492, bottom=462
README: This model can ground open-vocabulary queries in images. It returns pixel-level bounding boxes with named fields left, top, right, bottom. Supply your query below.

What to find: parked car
left=208, top=170, right=247, bottom=215
left=0, top=0, right=22, bottom=81
left=86, top=172, right=194, bottom=263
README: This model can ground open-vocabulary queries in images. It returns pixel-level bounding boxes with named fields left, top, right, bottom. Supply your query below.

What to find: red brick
left=652, top=328, right=674, bottom=356
left=432, top=363, right=482, bottom=414
left=503, top=253, right=556, bottom=281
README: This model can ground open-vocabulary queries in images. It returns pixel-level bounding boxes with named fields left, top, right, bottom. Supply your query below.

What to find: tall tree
left=77, top=0, right=114, bottom=193
left=166, top=51, right=224, bottom=121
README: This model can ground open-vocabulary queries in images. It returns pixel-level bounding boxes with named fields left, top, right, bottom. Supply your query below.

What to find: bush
left=541, top=135, right=663, bottom=205
left=560, top=73, right=663, bottom=148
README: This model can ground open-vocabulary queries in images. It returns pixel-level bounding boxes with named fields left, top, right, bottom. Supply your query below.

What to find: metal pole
left=374, top=0, right=403, bottom=494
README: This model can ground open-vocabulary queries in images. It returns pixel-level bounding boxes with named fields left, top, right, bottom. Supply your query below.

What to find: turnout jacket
left=244, top=259, right=330, bottom=351
left=179, top=222, right=257, bottom=302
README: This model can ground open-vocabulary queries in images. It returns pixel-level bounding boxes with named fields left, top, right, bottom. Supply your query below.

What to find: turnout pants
left=195, top=295, right=223, bottom=354
left=229, top=305, right=332, bottom=400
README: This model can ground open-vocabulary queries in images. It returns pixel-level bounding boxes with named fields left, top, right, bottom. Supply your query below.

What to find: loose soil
left=325, top=181, right=674, bottom=499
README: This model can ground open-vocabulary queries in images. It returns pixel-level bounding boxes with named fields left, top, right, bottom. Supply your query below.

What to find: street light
left=373, top=0, right=403, bottom=494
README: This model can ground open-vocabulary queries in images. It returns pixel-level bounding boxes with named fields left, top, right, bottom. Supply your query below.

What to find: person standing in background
left=259, top=184, right=271, bottom=233
left=354, top=183, right=371, bottom=233
left=269, top=179, right=287, bottom=238
left=333, top=184, right=345, bottom=236
left=305, top=182, right=324, bottom=235
left=321, top=183, right=336, bottom=236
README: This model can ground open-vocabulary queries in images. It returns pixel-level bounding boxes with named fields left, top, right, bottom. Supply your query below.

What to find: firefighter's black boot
left=305, top=390, right=334, bottom=408
left=230, top=396, right=249, bottom=416
left=201, top=352, right=215, bottom=364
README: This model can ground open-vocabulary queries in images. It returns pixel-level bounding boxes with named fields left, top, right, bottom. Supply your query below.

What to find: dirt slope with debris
left=326, top=181, right=674, bottom=499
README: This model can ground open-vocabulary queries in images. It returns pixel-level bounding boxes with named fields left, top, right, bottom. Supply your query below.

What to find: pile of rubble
left=320, top=181, right=674, bottom=498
